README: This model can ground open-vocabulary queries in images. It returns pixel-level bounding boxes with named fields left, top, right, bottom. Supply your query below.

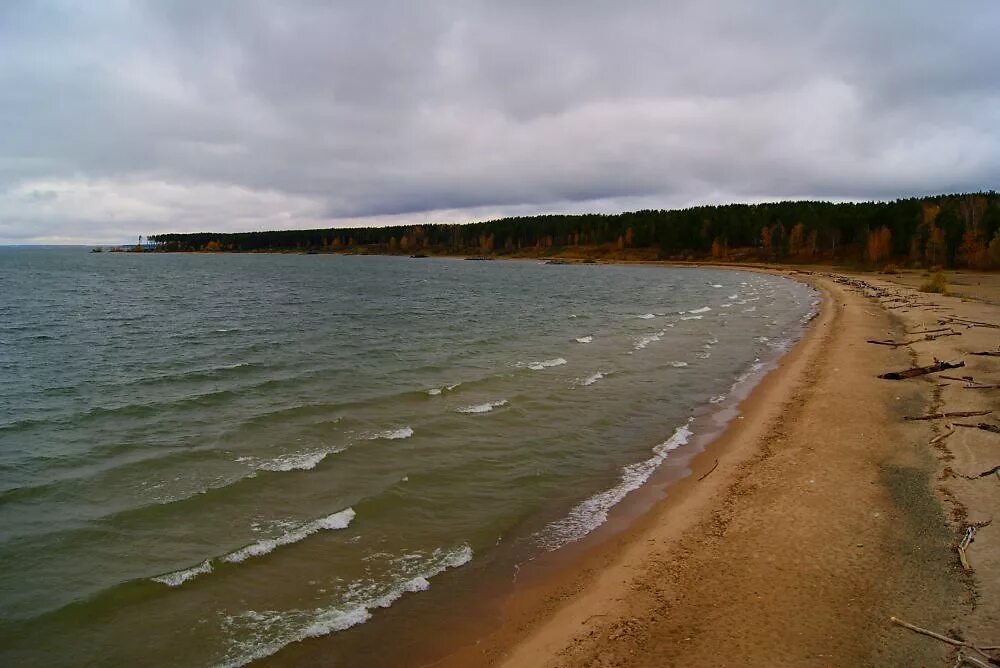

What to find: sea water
left=0, top=249, right=816, bottom=666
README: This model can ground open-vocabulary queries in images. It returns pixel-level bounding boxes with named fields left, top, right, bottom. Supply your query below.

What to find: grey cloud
left=1, top=1, right=999, bottom=243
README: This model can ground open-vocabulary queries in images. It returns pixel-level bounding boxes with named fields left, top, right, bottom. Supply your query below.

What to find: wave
left=577, top=371, right=606, bottom=387
left=709, top=394, right=727, bottom=404
left=223, top=508, right=356, bottom=564
left=634, top=330, right=666, bottom=350
left=727, top=293, right=738, bottom=300
left=152, top=560, right=213, bottom=587
left=671, top=361, right=689, bottom=368
left=369, top=427, right=414, bottom=440
left=538, top=423, right=693, bottom=549
left=150, top=508, right=356, bottom=588
left=457, top=400, right=508, bottom=414
left=679, top=315, right=703, bottom=321
left=218, top=544, right=473, bottom=667
left=687, top=306, right=712, bottom=314
left=236, top=449, right=340, bottom=472
left=426, top=382, right=461, bottom=396
left=637, top=313, right=656, bottom=319
left=574, top=336, right=593, bottom=344
left=527, top=358, right=566, bottom=370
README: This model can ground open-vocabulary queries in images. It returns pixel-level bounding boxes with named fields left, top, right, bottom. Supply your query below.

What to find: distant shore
left=430, top=268, right=1000, bottom=667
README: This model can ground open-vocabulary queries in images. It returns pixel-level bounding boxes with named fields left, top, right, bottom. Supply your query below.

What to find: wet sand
left=433, top=269, right=999, bottom=667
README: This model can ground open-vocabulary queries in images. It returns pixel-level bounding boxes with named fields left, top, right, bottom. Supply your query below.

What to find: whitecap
left=575, top=336, right=593, bottom=344
left=237, top=449, right=339, bottom=473
left=633, top=331, right=663, bottom=350
left=370, top=427, right=414, bottom=440
left=218, top=544, right=472, bottom=667
left=223, top=508, right=356, bottom=564
left=710, top=284, right=724, bottom=288
left=580, top=371, right=605, bottom=386
left=537, top=424, right=693, bottom=549
left=727, top=294, right=738, bottom=300
left=687, top=306, right=712, bottom=314
left=527, top=358, right=567, bottom=370
left=709, top=394, right=727, bottom=404
left=671, top=361, right=689, bottom=368
left=637, top=313, right=656, bottom=319
left=426, top=388, right=442, bottom=396
left=679, top=315, right=703, bottom=321
left=457, top=399, right=508, bottom=414
left=152, top=559, right=213, bottom=587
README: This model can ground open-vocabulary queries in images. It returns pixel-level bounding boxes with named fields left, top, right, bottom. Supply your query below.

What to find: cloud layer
left=2, top=1, right=999, bottom=243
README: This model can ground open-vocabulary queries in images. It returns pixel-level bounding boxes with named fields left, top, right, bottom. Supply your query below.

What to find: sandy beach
left=435, top=268, right=1000, bottom=667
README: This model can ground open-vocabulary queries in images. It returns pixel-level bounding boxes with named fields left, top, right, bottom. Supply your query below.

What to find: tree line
left=148, top=192, right=1000, bottom=268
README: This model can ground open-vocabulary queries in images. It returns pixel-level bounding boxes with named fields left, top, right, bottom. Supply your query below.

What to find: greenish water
left=0, top=249, right=816, bottom=666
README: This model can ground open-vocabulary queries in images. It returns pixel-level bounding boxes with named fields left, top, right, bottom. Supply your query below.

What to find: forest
left=149, top=192, right=1000, bottom=268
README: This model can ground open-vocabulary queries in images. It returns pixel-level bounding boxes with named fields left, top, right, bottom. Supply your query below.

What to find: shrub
left=919, top=271, right=948, bottom=294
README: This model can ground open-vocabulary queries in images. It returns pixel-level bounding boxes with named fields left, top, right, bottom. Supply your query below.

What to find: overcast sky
left=1, top=1, right=998, bottom=244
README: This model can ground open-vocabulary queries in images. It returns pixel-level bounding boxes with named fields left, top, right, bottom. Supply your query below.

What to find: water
left=0, top=249, right=817, bottom=666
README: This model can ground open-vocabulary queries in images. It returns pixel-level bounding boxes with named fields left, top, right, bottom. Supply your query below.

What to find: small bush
left=919, top=271, right=948, bottom=294
left=880, top=263, right=900, bottom=275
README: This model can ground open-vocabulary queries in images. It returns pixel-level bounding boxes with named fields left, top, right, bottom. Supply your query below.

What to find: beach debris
left=971, top=351, right=1000, bottom=357
left=904, top=410, right=993, bottom=422
left=878, top=359, right=965, bottom=380
left=889, top=616, right=999, bottom=666
left=867, top=330, right=961, bottom=347
left=930, top=426, right=956, bottom=446
left=957, top=520, right=992, bottom=571
left=939, top=375, right=1000, bottom=390
left=953, top=422, right=1000, bottom=435
left=960, top=464, right=1000, bottom=481
left=697, top=459, right=720, bottom=481
left=905, top=326, right=954, bottom=336
left=938, top=316, right=1000, bottom=330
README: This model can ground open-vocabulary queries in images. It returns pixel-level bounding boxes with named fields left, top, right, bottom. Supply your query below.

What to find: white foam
left=637, top=313, right=656, bottom=319
left=371, top=427, right=414, bottom=440
left=579, top=371, right=606, bottom=386
left=575, top=336, right=593, bottom=344
left=727, top=294, right=738, bottom=300
left=428, top=383, right=461, bottom=396
left=152, top=559, right=213, bottom=587
left=709, top=394, right=727, bottom=404
left=218, top=544, right=472, bottom=668
left=710, top=284, right=723, bottom=288
left=237, top=449, right=340, bottom=472
left=223, top=508, right=356, bottom=564
left=671, top=361, right=689, bottom=367
left=528, top=358, right=567, bottom=370
left=633, top=332, right=661, bottom=350
left=457, top=399, right=508, bottom=414
left=679, top=315, right=703, bottom=321
left=426, top=388, right=442, bottom=396
left=538, top=424, right=693, bottom=549
left=688, top=306, right=712, bottom=314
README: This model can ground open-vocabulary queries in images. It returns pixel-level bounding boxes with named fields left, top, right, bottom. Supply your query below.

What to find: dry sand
left=434, top=269, right=999, bottom=667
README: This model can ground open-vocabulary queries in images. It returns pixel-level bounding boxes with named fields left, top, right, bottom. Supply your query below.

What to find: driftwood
left=697, top=459, right=720, bottom=482
left=954, top=423, right=1000, bottom=435
left=940, top=316, right=1000, bottom=330
left=890, top=616, right=1000, bottom=666
left=905, top=410, right=993, bottom=421
left=867, top=332, right=960, bottom=348
left=930, top=427, right=956, bottom=445
left=906, top=326, right=953, bottom=335
left=939, top=375, right=1000, bottom=390
left=962, top=464, right=1000, bottom=480
left=971, top=351, right=1000, bottom=357
left=879, top=360, right=965, bottom=380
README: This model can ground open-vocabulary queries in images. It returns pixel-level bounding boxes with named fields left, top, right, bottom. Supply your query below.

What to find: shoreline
left=426, top=267, right=997, bottom=667
left=423, top=267, right=833, bottom=667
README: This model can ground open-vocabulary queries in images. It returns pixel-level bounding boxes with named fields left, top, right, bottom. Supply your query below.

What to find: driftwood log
left=905, top=410, right=993, bottom=421
left=954, top=423, right=1000, bottom=435
left=879, top=360, right=965, bottom=380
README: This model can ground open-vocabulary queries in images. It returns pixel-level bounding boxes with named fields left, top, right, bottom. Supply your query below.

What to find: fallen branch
left=954, top=422, right=1000, bottom=435
left=698, top=459, right=720, bottom=481
left=930, top=427, right=956, bottom=445
left=906, top=326, right=953, bottom=335
left=971, top=351, right=1000, bottom=357
left=961, top=464, right=1000, bottom=480
left=905, top=410, right=993, bottom=421
left=889, top=617, right=1000, bottom=665
left=879, top=360, right=965, bottom=380
left=940, top=316, right=1000, bottom=330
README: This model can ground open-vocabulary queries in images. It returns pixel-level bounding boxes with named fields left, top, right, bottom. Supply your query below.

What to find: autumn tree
left=866, top=226, right=892, bottom=265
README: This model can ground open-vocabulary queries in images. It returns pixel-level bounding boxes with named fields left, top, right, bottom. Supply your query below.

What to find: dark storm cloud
left=1, top=1, right=999, bottom=242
